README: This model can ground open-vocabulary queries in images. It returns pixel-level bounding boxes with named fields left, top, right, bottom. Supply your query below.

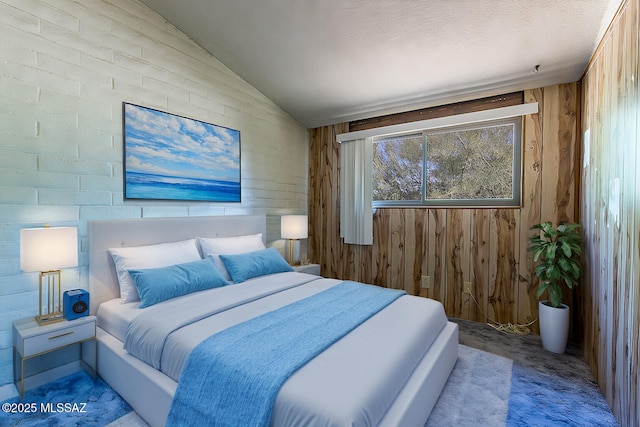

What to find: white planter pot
left=538, top=300, right=570, bottom=354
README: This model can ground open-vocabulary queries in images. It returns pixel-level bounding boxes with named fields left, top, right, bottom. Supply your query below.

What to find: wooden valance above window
left=349, top=91, right=524, bottom=132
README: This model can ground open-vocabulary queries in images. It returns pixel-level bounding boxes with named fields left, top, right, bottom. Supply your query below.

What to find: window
left=372, top=117, right=522, bottom=207
left=372, top=133, right=423, bottom=202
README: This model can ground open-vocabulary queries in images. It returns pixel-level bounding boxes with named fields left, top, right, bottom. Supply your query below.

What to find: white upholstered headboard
left=88, top=215, right=267, bottom=314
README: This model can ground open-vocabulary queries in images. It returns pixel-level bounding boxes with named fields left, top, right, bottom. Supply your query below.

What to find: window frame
left=372, top=116, right=523, bottom=209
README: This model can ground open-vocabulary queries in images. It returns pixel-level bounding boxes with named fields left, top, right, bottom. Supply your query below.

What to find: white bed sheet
left=98, top=272, right=450, bottom=427
left=97, top=272, right=316, bottom=348
left=97, top=298, right=141, bottom=342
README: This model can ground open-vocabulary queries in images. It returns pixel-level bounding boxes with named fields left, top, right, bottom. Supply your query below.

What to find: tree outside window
left=372, top=118, right=521, bottom=207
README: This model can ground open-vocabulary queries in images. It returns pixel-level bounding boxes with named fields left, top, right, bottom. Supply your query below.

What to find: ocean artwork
left=123, top=103, right=241, bottom=202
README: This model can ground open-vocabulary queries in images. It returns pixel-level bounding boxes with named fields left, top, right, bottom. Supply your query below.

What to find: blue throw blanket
left=166, top=281, right=405, bottom=427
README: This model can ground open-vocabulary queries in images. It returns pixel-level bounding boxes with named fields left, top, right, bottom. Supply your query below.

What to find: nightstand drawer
left=20, top=321, right=95, bottom=358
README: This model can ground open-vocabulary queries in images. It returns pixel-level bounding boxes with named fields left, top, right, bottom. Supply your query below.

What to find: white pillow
left=197, top=234, right=265, bottom=281
left=108, top=239, right=202, bottom=303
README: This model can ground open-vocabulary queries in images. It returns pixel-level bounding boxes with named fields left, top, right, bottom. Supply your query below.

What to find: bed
left=88, top=215, right=458, bottom=427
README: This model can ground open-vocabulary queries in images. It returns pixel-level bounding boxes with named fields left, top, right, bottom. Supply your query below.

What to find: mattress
left=97, top=271, right=449, bottom=426
left=96, top=298, right=140, bottom=342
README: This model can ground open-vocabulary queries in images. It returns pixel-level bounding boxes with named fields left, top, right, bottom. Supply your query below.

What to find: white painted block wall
left=0, top=0, right=309, bottom=388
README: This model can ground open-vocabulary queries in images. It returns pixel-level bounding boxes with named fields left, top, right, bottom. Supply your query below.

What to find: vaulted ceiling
left=141, top=0, right=621, bottom=128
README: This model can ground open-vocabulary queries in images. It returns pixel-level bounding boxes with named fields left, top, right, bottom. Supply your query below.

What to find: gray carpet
left=452, top=318, right=595, bottom=382
left=438, top=318, right=617, bottom=426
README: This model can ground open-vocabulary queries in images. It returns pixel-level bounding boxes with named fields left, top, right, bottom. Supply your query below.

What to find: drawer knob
left=49, top=331, right=74, bottom=340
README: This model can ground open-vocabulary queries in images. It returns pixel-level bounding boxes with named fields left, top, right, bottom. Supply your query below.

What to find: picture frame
left=122, top=103, right=241, bottom=202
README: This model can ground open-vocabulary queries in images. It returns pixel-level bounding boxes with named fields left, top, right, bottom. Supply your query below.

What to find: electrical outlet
left=463, top=281, right=472, bottom=294
left=421, top=275, right=431, bottom=289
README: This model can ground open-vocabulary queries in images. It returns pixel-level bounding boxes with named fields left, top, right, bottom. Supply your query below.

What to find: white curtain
left=340, top=137, right=373, bottom=245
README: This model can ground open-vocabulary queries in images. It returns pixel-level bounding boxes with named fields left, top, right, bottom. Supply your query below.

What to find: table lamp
left=281, top=215, right=308, bottom=265
left=20, top=226, right=78, bottom=325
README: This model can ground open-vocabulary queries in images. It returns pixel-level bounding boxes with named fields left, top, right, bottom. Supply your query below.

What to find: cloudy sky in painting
left=124, top=104, right=240, bottom=182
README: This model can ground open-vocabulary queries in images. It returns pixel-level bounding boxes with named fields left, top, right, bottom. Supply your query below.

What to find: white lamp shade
left=281, top=215, right=308, bottom=240
left=20, top=227, right=78, bottom=272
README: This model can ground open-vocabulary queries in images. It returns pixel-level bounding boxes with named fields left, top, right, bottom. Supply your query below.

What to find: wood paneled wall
left=308, top=83, right=580, bottom=332
left=581, top=0, right=640, bottom=425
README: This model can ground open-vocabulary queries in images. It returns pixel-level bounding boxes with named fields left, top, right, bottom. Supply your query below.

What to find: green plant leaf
left=558, top=257, right=572, bottom=273
left=564, top=276, right=576, bottom=289
left=546, top=264, right=560, bottom=280
left=532, top=247, right=546, bottom=262
left=536, top=282, right=549, bottom=298
left=534, top=264, right=548, bottom=279
left=571, top=262, right=581, bottom=278
left=546, top=243, right=557, bottom=260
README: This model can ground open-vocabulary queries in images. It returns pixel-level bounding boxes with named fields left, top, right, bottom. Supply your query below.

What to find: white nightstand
left=293, top=263, right=321, bottom=276
left=13, top=315, right=96, bottom=398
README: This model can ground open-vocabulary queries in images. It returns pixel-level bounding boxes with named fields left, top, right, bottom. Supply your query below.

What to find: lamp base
left=38, top=270, right=64, bottom=326
left=36, top=312, right=64, bottom=325
left=287, top=239, right=302, bottom=266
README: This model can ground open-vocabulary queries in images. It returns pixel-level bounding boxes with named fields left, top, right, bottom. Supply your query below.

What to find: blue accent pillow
left=219, top=247, right=293, bottom=283
left=128, top=258, right=229, bottom=308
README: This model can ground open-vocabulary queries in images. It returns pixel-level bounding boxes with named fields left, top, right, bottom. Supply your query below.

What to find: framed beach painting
left=123, top=103, right=241, bottom=202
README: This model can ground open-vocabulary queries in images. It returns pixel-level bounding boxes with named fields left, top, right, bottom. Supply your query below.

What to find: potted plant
left=528, top=221, right=582, bottom=353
